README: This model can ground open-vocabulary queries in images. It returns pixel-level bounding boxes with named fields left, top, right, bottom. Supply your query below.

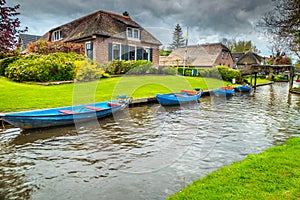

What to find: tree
left=170, top=24, right=185, bottom=49
left=221, top=38, right=260, bottom=53
left=0, top=0, right=27, bottom=57
left=258, top=0, right=300, bottom=59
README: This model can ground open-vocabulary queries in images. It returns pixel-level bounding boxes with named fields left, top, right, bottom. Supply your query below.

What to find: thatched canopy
left=40, top=10, right=161, bottom=45
left=161, top=43, right=230, bottom=67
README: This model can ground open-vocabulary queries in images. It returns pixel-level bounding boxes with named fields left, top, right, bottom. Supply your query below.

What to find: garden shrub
left=27, top=40, right=85, bottom=55
left=178, top=66, right=242, bottom=83
left=103, top=60, right=154, bottom=75
left=74, top=60, right=106, bottom=81
left=0, top=56, right=20, bottom=76
left=5, top=52, right=86, bottom=82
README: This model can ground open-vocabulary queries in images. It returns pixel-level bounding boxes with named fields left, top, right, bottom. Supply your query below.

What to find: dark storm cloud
left=7, top=0, right=274, bottom=54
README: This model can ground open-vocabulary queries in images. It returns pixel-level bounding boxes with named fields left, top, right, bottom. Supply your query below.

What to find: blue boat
left=213, top=86, right=235, bottom=97
left=234, top=85, right=253, bottom=92
left=156, top=90, right=202, bottom=106
left=1, top=98, right=131, bottom=130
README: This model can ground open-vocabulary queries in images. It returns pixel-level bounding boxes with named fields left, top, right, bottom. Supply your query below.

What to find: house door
left=86, top=42, right=93, bottom=60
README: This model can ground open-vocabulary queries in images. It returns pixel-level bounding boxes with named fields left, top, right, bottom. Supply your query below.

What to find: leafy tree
left=221, top=38, right=260, bottom=53
left=159, top=46, right=172, bottom=56
left=258, top=0, right=300, bottom=58
left=0, top=0, right=27, bottom=58
left=170, top=24, right=185, bottom=49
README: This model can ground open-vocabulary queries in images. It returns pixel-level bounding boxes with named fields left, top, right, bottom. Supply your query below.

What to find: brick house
left=40, top=10, right=162, bottom=65
left=160, top=43, right=234, bottom=68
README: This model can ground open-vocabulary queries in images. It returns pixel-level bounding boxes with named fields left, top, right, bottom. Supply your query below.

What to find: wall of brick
left=213, top=51, right=234, bottom=68
left=85, top=36, right=160, bottom=66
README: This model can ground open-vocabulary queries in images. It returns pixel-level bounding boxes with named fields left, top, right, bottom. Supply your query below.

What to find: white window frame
left=143, top=47, right=150, bottom=61
left=128, top=45, right=136, bottom=60
left=53, top=30, right=62, bottom=41
left=85, top=42, right=93, bottom=59
left=112, top=43, right=122, bottom=60
left=127, top=27, right=140, bottom=41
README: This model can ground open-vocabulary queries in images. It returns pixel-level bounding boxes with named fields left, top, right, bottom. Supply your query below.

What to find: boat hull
left=156, top=92, right=202, bottom=106
left=213, top=88, right=235, bottom=97
left=235, top=85, right=253, bottom=92
left=2, top=101, right=128, bottom=130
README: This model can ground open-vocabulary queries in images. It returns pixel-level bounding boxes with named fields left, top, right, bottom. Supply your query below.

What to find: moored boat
left=213, top=86, right=235, bottom=97
left=156, top=89, right=202, bottom=106
left=1, top=97, right=131, bottom=130
left=234, top=85, right=253, bottom=92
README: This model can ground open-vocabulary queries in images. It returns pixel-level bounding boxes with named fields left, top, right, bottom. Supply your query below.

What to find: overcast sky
left=8, top=0, right=274, bottom=56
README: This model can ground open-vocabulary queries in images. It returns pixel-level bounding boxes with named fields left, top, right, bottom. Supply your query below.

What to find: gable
left=237, top=52, right=262, bottom=65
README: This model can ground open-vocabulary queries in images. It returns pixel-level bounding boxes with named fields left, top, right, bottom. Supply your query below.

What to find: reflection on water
left=0, top=83, right=299, bottom=200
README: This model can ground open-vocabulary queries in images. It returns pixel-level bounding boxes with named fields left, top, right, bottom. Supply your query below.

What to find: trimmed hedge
left=5, top=53, right=86, bottom=82
left=103, top=60, right=176, bottom=75
left=177, top=66, right=242, bottom=83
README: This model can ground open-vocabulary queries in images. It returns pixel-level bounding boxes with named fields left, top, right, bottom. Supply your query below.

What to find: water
left=0, top=83, right=299, bottom=200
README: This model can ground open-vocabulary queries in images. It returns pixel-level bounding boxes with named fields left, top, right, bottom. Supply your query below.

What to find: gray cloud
left=7, top=0, right=274, bottom=55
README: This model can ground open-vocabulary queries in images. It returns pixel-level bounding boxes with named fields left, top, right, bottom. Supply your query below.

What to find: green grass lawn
left=168, top=137, right=300, bottom=200
left=0, top=76, right=228, bottom=112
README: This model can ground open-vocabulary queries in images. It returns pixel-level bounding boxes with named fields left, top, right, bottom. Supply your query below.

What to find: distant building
left=40, top=10, right=162, bottom=66
left=234, top=51, right=263, bottom=68
left=160, top=43, right=234, bottom=68
left=18, top=34, right=41, bottom=51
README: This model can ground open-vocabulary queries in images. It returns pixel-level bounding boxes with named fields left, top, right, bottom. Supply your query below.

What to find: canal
left=0, top=83, right=299, bottom=199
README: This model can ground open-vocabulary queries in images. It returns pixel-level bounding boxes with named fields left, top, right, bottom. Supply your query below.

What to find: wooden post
left=289, top=65, right=294, bottom=91
left=254, top=72, right=257, bottom=89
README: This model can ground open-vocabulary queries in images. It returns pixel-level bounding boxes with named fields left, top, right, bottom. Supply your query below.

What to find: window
left=127, top=27, right=140, bottom=40
left=127, top=28, right=133, bottom=38
left=112, top=43, right=121, bottom=60
left=85, top=42, right=93, bottom=60
left=53, top=30, right=62, bottom=41
left=129, top=45, right=136, bottom=60
left=221, top=51, right=225, bottom=59
left=134, top=29, right=139, bottom=39
left=226, top=52, right=229, bottom=59
left=143, top=48, right=150, bottom=61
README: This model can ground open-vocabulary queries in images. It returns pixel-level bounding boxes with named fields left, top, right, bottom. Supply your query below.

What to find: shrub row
left=103, top=60, right=176, bottom=75
left=27, top=40, right=85, bottom=55
left=2, top=53, right=176, bottom=82
left=177, top=66, right=242, bottom=83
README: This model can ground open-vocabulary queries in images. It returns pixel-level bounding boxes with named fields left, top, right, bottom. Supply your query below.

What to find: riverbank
left=0, top=76, right=274, bottom=113
left=168, top=137, right=300, bottom=199
left=0, top=76, right=228, bottom=113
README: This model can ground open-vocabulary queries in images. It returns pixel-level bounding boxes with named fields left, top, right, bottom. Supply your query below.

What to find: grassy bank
left=168, top=137, right=300, bottom=200
left=0, top=76, right=228, bottom=112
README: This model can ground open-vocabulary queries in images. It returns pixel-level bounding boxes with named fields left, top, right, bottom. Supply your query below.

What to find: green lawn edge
left=167, top=137, right=300, bottom=200
left=0, top=75, right=272, bottom=112
left=0, top=76, right=228, bottom=112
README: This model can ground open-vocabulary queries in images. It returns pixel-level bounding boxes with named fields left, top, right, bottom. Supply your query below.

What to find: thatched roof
left=237, top=52, right=263, bottom=65
left=40, top=10, right=161, bottom=45
left=161, top=43, right=230, bottom=67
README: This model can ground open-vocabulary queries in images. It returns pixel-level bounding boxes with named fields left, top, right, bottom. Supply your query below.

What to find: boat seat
left=181, top=90, right=197, bottom=95
left=108, top=102, right=121, bottom=107
left=84, top=106, right=106, bottom=111
left=58, top=110, right=77, bottom=115
left=174, top=93, right=185, bottom=97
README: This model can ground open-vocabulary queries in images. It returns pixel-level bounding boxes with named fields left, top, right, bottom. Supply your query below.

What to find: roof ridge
left=100, top=10, right=130, bottom=19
